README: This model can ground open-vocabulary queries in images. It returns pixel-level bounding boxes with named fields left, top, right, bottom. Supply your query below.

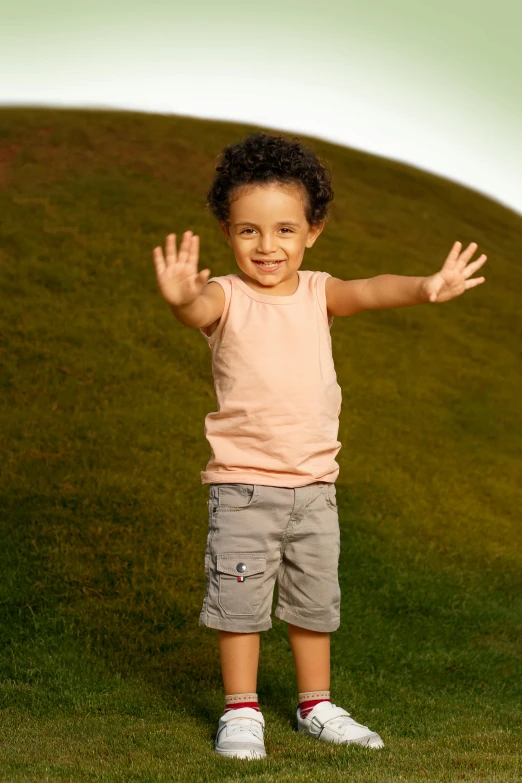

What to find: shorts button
left=236, top=562, right=247, bottom=573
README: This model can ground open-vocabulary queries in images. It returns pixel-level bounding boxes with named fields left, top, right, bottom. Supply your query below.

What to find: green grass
left=1, top=106, right=521, bottom=782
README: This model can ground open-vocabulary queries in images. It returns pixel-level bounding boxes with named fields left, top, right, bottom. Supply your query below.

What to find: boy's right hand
left=152, top=231, right=211, bottom=308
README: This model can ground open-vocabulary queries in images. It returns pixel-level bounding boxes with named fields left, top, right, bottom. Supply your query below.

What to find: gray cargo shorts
left=199, top=481, right=341, bottom=633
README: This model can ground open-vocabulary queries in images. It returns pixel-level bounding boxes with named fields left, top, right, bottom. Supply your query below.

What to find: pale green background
left=1, top=0, right=521, bottom=213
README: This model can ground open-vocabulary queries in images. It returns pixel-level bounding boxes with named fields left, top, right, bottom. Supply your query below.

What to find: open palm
left=424, top=241, right=487, bottom=303
left=152, top=230, right=211, bottom=308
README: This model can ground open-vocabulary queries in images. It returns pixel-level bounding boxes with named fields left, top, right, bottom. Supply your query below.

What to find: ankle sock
left=298, top=690, right=331, bottom=718
left=224, top=692, right=260, bottom=713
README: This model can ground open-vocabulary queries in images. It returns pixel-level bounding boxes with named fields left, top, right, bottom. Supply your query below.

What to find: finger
left=165, top=233, right=177, bottom=266
left=462, top=254, right=487, bottom=279
left=187, top=234, right=200, bottom=268
left=429, top=277, right=444, bottom=301
left=456, top=241, right=479, bottom=271
left=152, top=245, right=166, bottom=276
left=197, top=268, right=211, bottom=283
left=464, top=276, right=485, bottom=290
left=178, top=230, right=194, bottom=265
left=444, top=241, right=463, bottom=269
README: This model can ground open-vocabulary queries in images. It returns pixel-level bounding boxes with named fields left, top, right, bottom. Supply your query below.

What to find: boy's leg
left=288, top=624, right=332, bottom=717
left=216, top=629, right=266, bottom=758
left=276, top=483, right=383, bottom=747
left=199, top=483, right=290, bottom=759
left=219, top=630, right=260, bottom=694
left=287, top=624, right=330, bottom=692
left=275, top=483, right=338, bottom=717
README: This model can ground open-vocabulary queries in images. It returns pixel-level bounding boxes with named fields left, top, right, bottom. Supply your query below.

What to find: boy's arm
left=170, top=296, right=209, bottom=328
left=362, top=274, right=430, bottom=310
left=326, top=275, right=427, bottom=316
left=326, top=241, right=487, bottom=316
left=170, top=281, right=225, bottom=328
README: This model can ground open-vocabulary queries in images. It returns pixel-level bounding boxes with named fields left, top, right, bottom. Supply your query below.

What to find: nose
left=256, top=233, right=279, bottom=255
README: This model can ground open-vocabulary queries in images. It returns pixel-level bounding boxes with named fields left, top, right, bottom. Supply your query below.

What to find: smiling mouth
left=253, top=260, right=284, bottom=267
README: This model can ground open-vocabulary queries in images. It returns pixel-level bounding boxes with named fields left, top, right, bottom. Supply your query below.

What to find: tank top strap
left=311, top=270, right=334, bottom=329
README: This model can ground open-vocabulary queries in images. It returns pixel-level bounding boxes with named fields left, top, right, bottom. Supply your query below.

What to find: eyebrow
left=234, top=220, right=301, bottom=228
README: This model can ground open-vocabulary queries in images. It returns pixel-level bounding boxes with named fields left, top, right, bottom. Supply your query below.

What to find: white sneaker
left=297, top=701, right=384, bottom=748
left=215, top=707, right=267, bottom=759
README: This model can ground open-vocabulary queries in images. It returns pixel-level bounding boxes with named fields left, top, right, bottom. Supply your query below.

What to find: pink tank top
left=199, top=269, right=342, bottom=487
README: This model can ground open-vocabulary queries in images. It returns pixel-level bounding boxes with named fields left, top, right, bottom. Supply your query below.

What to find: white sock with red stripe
left=298, top=690, right=331, bottom=718
left=224, top=692, right=261, bottom=713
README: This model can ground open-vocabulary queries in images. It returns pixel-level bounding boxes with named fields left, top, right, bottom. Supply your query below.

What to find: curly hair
left=205, top=131, right=334, bottom=228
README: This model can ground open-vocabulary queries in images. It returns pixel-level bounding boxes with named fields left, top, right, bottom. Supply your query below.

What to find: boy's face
left=219, top=182, right=324, bottom=292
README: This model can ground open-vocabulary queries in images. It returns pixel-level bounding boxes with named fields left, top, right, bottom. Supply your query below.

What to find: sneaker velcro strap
left=312, top=706, right=351, bottom=726
left=221, top=708, right=265, bottom=725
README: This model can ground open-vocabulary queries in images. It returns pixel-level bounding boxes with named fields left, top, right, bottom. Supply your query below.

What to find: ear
left=219, top=221, right=232, bottom=245
left=305, top=220, right=325, bottom=248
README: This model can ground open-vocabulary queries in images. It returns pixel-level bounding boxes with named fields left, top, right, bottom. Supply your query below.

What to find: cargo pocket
left=217, top=552, right=267, bottom=616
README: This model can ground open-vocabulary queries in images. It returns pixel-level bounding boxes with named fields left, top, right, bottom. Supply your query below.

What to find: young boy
left=152, top=131, right=487, bottom=759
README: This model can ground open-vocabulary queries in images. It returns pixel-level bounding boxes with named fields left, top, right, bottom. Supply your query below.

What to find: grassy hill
left=1, top=106, right=521, bottom=782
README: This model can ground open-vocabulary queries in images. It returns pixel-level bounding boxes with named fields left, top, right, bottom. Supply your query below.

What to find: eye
left=240, top=227, right=294, bottom=235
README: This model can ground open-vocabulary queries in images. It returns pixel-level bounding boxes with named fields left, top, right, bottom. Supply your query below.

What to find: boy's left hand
left=422, top=241, right=487, bottom=303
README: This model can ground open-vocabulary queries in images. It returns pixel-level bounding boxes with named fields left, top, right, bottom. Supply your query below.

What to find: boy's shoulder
left=201, top=276, right=230, bottom=302
left=204, top=274, right=235, bottom=289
